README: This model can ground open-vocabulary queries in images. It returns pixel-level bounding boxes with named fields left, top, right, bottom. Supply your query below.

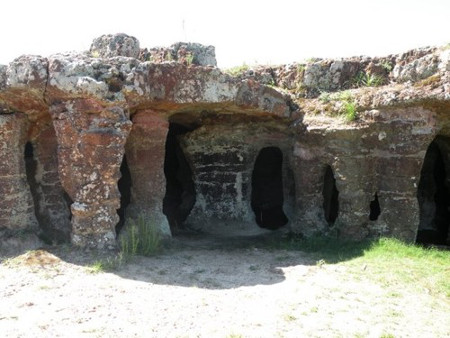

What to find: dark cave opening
left=163, top=123, right=196, bottom=231
left=322, top=165, right=339, bottom=225
left=116, top=155, right=132, bottom=234
left=417, top=140, right=450, bottom=246
left=369, top=193, right=381, bottom=221
left=251, top=147, right=288, bottom=230
left=24, top=141, right=47, bottom=240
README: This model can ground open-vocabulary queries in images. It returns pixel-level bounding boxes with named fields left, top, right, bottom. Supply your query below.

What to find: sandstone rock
left=90, top=33, right=140, bottom=59
left=140, top=42, right=217, bottom=67
left=170, top=42, right=217, bottom=67
left=0, top=34, right=450, bottom=250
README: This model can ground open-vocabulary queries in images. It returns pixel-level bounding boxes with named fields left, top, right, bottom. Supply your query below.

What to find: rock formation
left=1, top=33, right=449, bottom=250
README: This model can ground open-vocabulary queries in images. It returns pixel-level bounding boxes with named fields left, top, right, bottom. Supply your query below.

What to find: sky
left=1, top=0, right=449, bottom=68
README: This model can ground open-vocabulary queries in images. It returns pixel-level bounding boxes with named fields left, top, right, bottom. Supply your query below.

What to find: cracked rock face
left=0, top=34, right=450, bottom=250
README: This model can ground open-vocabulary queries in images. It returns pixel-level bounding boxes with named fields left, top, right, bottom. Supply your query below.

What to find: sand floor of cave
left=1, top=236, right=449, bottom=338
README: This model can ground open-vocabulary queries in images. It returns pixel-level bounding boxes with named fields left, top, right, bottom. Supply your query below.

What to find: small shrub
left=120, top=214, right=162, bottom=257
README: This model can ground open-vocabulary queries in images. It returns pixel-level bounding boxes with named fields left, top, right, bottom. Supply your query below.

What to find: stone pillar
left=50, top=101, right=132, bottom=249
left=378, top=157, right=424, bottom=241
left=125, top=111, right=171, bottom=236
left=0, top=113, right=38, bottom=231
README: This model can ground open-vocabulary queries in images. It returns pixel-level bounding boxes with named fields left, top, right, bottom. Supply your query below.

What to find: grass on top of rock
left=351, top=71, right=386, bottom=88
left=268, top=236, right=450, bottom=298
left=318, top=90, right=358, bottom=121
left=224, top=63, right=250, bottom=77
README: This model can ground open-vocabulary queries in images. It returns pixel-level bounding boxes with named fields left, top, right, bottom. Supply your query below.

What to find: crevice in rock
left=251, top=147, right=288, bottom=230
left=42, top=58, right=51, bottom=106
left=24, top=141, right=48, bottom=242
left=163, top=122, right=196, bottom=232
left=322, top=165, right=339, bottom=225
left=116, top=155, right=132, bottom=234
left=369, top=193, right=381, bottom=221
left=417, top=138, right=450, bottom=245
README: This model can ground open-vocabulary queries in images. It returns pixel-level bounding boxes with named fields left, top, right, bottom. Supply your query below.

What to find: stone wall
left=0, top=33, right=449, bottom=250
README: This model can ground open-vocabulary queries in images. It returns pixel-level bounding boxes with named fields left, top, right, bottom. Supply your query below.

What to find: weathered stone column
left=50, top=101, right=132, bottom=249
left=0, top=113, right=38, bottom=231
left=125, top=111, right=171, bottom=236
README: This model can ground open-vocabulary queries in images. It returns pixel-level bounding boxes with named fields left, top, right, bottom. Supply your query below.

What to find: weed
left=225, top=63, right=250, bottom=77
left=316, top=259, right=326, bottom=267
left=185, top=52, right=194, bottom=66
left=297, top=64, right=306, bottom=73
left=380, top=61, right=393, bottom=72
left=380, top=333, right=396, bottom=338
left=310, top=306, right=319, bottom=313
left=283, top=314, right=297, bottom=322
left=353, top=72, right=385, bottom=87
left=164, top=52, right=173, bottom=62
left=344, top=101, right=357, bottom=121
left=120, top=214, right=162, bottom=258
left=91, top=50, right=100, bottom=58
left=88, top=261, right=105, bottom=274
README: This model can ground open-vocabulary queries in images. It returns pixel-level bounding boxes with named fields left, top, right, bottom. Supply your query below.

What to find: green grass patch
left=224, top=63, right=250, bottom=77
left=269, top=236, right=450, bottom=297
left=120, top=214, right=162, bottom=258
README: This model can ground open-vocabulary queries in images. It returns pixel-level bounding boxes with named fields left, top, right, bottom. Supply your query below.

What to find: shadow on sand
left=1, top=230, right=375, bottom=290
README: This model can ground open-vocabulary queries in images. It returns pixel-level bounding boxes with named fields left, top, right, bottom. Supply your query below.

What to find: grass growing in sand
left=272, top=236, right=450, bottom=298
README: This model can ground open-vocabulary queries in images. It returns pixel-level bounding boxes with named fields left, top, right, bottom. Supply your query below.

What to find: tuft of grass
left=380, top=61, right=393, bottom=72
left=225, top=63, right=250, bottom=77
left=90, top=50, right=101, bottom=58
left=352, top=72, right=385, bottom=87
left=120, top=214, right=162, bottom=258
left=185, top=52, right=194, bottom=66
left=344, top=101, right=357, bottom=121
left=318, top=90, right=358, bottom=121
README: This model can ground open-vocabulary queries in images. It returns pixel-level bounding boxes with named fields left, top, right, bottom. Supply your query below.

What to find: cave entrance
left=251, top=147, right=288, bottom=230
left=417, top=138, right=450, bottom=246
left=163, top=123, right=196, bottom=232
left=322, top=165, right=339, bottom=225
left=116, top=155, right=132, bottom=234
left=24, top=141, right=40, bottom=225
left=369, top=193, right=381, bottom=221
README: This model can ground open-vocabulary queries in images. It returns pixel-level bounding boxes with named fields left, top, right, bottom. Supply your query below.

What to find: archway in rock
left=322, top=165, right=339, bottom=225
left=251, top=147, right=288, bottom=230
left=116, top=155, right=132, bottom=234
left=417, top=138, right=450, bottom=245
left=369, top=193, right=381, bottom=221
left=163, top=123, right=196, bottom=231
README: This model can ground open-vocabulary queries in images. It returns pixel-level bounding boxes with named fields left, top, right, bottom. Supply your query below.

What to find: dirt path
left=1, top=237, right=449, bottom=337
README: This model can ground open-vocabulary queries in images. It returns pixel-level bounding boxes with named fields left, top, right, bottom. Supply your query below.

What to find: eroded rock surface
left=1, top=33, right=449, bottom=249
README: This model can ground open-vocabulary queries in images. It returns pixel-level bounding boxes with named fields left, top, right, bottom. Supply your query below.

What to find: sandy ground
left=1, top=235, right=450, bottom=338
